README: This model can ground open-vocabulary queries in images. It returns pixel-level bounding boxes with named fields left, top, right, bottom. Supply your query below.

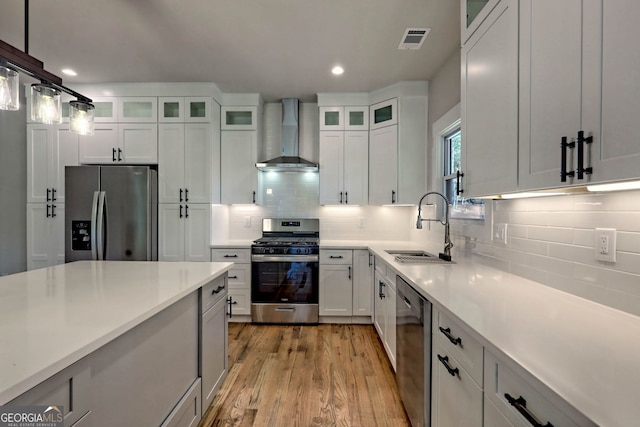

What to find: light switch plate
left=595, top=228, right=616, bottom=262
left=493, top=223, right=508, bottom=245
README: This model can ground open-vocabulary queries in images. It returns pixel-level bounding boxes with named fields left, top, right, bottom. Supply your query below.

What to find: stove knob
left=269, top=248, right=275, bottom=254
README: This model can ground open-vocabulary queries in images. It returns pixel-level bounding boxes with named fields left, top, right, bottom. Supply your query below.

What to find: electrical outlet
left=358, top=217, right=366, bottom=228
left=595, top=228, right=616, bottom=262
left=493, top=223, right=508, bottom=245
left=244, top=216, right=251, bottom=228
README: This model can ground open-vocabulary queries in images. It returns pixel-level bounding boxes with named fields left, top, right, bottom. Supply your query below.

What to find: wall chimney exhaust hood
left=256, top=98, right=318, bottom=172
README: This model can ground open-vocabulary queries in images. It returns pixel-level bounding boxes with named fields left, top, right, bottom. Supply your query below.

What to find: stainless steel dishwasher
left=396, top=276, right=431, bottom=427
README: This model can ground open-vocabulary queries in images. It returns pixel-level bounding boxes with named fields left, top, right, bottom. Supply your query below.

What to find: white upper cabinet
left=117, top=97, right=157, bottom=123
left=518, top=0, right=584, bottom=190
left=370, top=98, right=398, bottom=130
left=369, top=125, right=398, bottom=204
left=584, top=1, right=640, bottom=184
left=319, top=130, right=368, bottom=205
left=221, top=106, right=257, bottom=130
left=220, top=130, right=258, bottom=204
left=79, top=123, right=158, bottom=164
left=159, top=97, right=212, bottom=123
left=461, top=0, right=518, bottom=197
left=27, top=125, right=79, bottom=204
left=344, top=106, right=369, bottom=131
left=319, top=107, right=344, bottom=131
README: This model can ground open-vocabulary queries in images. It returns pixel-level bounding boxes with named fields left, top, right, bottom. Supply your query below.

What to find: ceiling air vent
left=398, top=28, right=431, bottom=50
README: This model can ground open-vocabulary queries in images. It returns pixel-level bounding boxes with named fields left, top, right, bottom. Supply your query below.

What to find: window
left=443, top=127, right=485, bottom=220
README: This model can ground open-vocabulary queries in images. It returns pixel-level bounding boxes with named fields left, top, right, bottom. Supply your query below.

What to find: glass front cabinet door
left=344, top=106, right=369, bottom=131
left=221, top=106, right=257, bottom=130
left=159, top=97, right=212, bottom=123
left=319, top=107, right=344, bottom=131
left=117, top=97, right=158, bottom=123
left=369, top=98, right=398, bottom=130
left=462, top=0, right=498, bottom=44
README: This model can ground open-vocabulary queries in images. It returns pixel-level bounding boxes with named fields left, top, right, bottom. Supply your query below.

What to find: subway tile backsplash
left=436, top=190, right=640, bottom=317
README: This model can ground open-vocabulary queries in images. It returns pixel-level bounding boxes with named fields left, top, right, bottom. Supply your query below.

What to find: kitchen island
left=0, top=261, right=232, bottom=426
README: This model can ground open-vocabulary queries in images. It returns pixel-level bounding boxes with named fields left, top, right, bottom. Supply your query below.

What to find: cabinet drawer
left=485, top=350, right=596, bottom=427
left=320, top=249, right=353, bottom=264
left=211, top=248, right=250, bottom=263
left=435, top=307, right=484, bottom=386
left=228, top=288, right=251, bottom=317
left=432, top=337, right=483, bottom=427
left=227, top=265, right=250, bottom=289
left=201, top=275, right=228, bottom=313
left=160, top=378, right=202, bottom=427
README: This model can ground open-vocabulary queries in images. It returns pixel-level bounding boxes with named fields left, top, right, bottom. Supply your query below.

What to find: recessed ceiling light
left=62, top=68, right=77, bottom=76
left=331, top=66, right=344, bottom=76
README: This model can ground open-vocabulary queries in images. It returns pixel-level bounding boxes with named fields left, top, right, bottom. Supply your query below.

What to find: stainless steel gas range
left=251, top=218, right=319, bottom=324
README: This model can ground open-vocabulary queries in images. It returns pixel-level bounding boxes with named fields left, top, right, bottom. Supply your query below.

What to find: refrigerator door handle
left=91, top=191, right=100, bottom=260
left=97, top=191, right=107, bottom=260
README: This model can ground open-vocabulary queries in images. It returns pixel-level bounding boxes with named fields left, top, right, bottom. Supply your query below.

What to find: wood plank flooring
left=199, top=323, right=410, bottom=427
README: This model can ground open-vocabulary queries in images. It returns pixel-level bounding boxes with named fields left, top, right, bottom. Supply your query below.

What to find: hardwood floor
left=199, top=323, right=410, bottom=427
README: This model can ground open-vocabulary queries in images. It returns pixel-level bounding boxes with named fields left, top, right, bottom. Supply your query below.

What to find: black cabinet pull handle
left=368, top=253, right=373, bottom=267
left=348, top=266, right=351, bottom=280
left=437, top=354, right=459, bottom=377
left=560, top=136, right=576, bottom=182
left=179, top=205, right=183, bottom=218
left=345, top=191, right=348, bottom=204
left=228, top=275, right=238, bottom=279
left=439, top=326, right=462, bottom=346
left=339, top=191, right=343, bottom=203
left=227, top=296, right=237, bottom=318
left=576, top=130, right=593, bottom=180
left=46, top=204, right=51, bottom=218
left=118, top=148, right=123, bottom=162
left=252, top=191, right=256, bottom=203
left=223, top=254, right=238, bottom=258
left=46, top=188, right=51, bottom=202
left=391, top=190, right=396, bottom=204
left=185, top=188, right=189, bottom=202
left=185, top=205, right=189, bottom=218
left=379, top=280, right=385, bottom=299
left=112, top=148, right=117, bottom=162
left=51, top=188, right=57, bottom=201
left=329, top=255, right=343, bottom=259
left=456, top=170, right=464, bottom=196
left=179, top=189, right=183, bottom=202
left=211, top=284, right=226, bottom=294
left=504, top=394, right=554, bottom=427
left=51, top=204, right=56, bottom=218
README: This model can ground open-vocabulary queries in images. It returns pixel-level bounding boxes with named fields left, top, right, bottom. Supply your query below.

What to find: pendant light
left=31, top=83, right=62, bottom=124
left=69, top=100, right=95, bottom=135
left=0, top=65, right=19, bottom=110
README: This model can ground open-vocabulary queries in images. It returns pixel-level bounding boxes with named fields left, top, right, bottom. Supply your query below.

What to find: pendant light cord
left=24, top=0, right=29, bottom=54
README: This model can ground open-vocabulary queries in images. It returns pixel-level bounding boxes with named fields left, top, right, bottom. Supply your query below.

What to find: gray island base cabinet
left=5, top=265, right=230, bottom=427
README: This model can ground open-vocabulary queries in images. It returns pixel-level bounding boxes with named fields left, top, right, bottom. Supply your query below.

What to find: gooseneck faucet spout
left=416, top=191, right=453, bottom=261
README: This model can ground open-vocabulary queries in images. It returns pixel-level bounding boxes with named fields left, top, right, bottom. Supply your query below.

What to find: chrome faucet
left=416, top=191, right=453, bottom=261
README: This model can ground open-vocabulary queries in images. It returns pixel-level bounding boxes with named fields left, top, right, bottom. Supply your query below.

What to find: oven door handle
left=251, top=255, right=319, bottom=263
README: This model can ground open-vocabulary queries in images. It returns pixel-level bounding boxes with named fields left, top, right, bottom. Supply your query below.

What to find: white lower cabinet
left=432, top=336, right=483, bottom=427
left=319, top=250, right=353, bottom=317
left=352, top=250, right=373, bottom=318
left=211, top=248, right=252, bottom=319
left=200, top=276, right=228, bottom=411
left=373, top=259, right=396, bottom=370
left=484, top=350, right=597, bottom=427
left=159, top=204, right=211, bottom=262
left=26, top=203, right=65, bottom=270
left=160, top=379, right=202, bottom=427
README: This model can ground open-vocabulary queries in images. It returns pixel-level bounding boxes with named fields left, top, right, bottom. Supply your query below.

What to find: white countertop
left=0, top=261, right=232, bottom=405
left=363, top=241, right=639, bottom=427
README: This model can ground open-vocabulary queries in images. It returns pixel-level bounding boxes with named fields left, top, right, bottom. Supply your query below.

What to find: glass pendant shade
left=69, top=100, right=95, bottom=135
left=0, top=66, right=20, bottom=111
left=31, top=83, right=62, bottom=124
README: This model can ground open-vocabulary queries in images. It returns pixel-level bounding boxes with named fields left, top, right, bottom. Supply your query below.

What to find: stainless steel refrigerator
left=65, top=166, right=158, bottom=262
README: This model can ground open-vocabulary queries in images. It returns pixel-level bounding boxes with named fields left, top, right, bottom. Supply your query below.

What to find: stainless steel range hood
left=256, top=98, right=318, bottom=172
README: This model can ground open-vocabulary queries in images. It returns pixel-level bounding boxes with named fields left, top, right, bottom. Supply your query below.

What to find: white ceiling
left=0, top=0, right=460, bottom=102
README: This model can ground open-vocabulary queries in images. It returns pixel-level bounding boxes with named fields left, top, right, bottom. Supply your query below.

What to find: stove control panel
left=251, top=246, right=319, bottom=255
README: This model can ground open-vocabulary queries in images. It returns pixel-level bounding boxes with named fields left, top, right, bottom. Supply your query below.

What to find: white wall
left=0, top=87, right=27, bottom=275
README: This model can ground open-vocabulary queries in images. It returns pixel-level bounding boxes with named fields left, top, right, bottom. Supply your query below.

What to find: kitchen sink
left=385, top=250, right=454, bottom=264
